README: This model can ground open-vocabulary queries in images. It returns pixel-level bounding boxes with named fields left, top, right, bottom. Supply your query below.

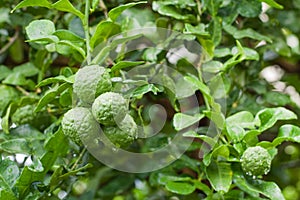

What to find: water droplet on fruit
left=112, top=147, right=119, bottom=152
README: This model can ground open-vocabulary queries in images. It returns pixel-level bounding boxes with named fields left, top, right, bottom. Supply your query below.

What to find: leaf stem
left=83, top=0, right=91, bottom=64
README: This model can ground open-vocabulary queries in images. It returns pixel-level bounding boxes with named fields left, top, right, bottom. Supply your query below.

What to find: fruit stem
left=84, top=0, right=91, bottom=64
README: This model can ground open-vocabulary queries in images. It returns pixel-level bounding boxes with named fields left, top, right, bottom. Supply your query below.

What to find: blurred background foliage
left=0, top=0, right=300, bottom=199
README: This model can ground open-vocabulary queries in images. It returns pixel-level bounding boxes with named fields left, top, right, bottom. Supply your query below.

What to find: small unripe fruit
left=240, top=146, right=272, bottom=177
left=92, top=92, right=127, bottom=126
left=61, top=107, right=100, bottom=145
left=73, top=65, right=112, bottom=104
left=103, top=114, right=138, bottom=148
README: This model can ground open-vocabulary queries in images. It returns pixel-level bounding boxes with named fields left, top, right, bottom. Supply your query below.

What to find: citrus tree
left=0, top=0, right=300, bottom=199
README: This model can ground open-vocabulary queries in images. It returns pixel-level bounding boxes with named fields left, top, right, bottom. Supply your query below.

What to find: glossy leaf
left=0, top=139, right=31, bottom=154
left=255, top=107, right=297, bottom=131
left=183, top=130, right=217, bottom=147
left=36, top=75, right=74, bottom=87
left=11, top=0, right=51, bottom=13
left=35, top=83, right=71, bottom=112
left=90, top=21, right=121, bottom=49
left=165, top=181, right=196, bottom=195
left=206, top=161, right=232, bottom=193
left=226, top=111, right=255, bottom=129
left=52, top=0, right=84, bottom=20
left=173, top=113, right=204, bottom=131
left=234, top=174, right=284, bottom=199
left=271, top=124, right=300, bottom=146
left=223, top=24, right=272, bottom=43
left=13, top=62, right=39, bottom=77
left=25, top=20, right=56, bottom=41
left=111, top=61, right=144, bottom=72
left=108, top=1, right=147, bottom=21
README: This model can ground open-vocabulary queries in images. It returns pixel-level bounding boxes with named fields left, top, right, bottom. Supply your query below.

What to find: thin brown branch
left=0, top=29, right=20, bottom=55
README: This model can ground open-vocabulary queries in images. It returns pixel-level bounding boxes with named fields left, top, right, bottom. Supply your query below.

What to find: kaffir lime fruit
left=73, top=65, right=112, bottom=104
left=240, top=146, right=272, bottom=177
left=92, top=92, right=127, bottom=126
left=61, top=107, right=100, bottom=145
left=103, top=114, right=138, bottom=148
left=0, top=85, right=19, bottom=115
left=11, top=104, right=52, bottom=130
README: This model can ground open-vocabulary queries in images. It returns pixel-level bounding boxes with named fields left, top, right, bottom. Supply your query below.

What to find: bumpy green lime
left=73, top=65, right=112, bottom=104
left=0, top=85, right=19, bottom=115
left=11, top=104, right=52, bottom=130
left=92, top=92, right=127, bottom=126
left=240, top=146, right=272, bottom=177
left=61, top=107, right=100, bottom=145
left=103, top=114, right=138, bottom=148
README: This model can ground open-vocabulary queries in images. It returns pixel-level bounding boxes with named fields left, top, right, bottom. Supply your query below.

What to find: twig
left=99, top=0, right=108, bottom=18
left=84, top=0, right=91, bottom=64
left=71, top=148, right=87, bottom=171
left=0, top=29, right=19, bottom=55
left=16, top=86, right=30, bottom=96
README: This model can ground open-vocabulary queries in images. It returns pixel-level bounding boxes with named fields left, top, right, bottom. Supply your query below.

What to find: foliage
left=0, top=0, right=300, bottom=199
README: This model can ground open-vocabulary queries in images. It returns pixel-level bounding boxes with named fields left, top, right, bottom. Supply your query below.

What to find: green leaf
left=0, top=159, right=20, bottom=186
left=15, top=128, right=68, bottom=198
left=237, top=0, right=262, bottom=18
left=52, top=0, right=84, bottom=20
left=173, top=113, right=204, bottom=131
left=90, top=21, right=121, bottom=49
left=158, top=174, right=192, bottom=184
left=183, top=130, right=216, bottom=147
left=3, top=72, right=27, bottom=86
left=92, top=34, right=143, bottom=65
left=260, top=0, right=283, bottom=9
left=165, top=181, right=196, bottom=195
left=35, top=83, right=71, bottom=112
left=202, top=61, right=223, bottom=73
left=111, top=61, right=144, bottom=72
left=108, top=1, right=147, bottom=21
left=153, top=2, right=194, bottom=20
left=212, top=17, right=222, bottom=46
left=223, top=24, right=272, bottom=43
left=0, top=187, right=17, bottom=200
left=25, top=19, right=56, bottom=41
left=53, top=30, right=84, bottom=42
left=0, top=65, right=12, bottom=81
left=255, top=107, right=297, bottom=131
left=56, top=40, right=86, bottom=58
left=206, top=161, right=232, bottom=193
left=130, top=84, right=163, bottom=99
left=226, top=111, right=255, bottom=129
left=211, top=145, right=230, bottom=161
left=14, top=166, right=44, bottom=198
left=11, top=0, right=51, bottom=13
left=264, top=91, right=291, bottom=106
left=271, top=125, right=300, bottom=146
left=13, top=62, right=39, bottom=77
left=36, top=75, right=74, bottom=87
left=234, top=174, right=284, bottom=199
left=184, top=23, right=210, bottom=37
left=98, top=175, right=135, bottom=197
left=0, top=139, right=31, bottom=154
left=203, top=0, right=222, bottom=16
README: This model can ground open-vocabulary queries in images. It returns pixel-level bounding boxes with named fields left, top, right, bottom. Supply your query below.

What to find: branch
left=0, top=29, right=20, bottom=55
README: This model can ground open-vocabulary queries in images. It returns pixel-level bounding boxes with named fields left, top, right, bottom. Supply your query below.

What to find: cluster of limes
left=61, top=65, right=138, bottom=148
